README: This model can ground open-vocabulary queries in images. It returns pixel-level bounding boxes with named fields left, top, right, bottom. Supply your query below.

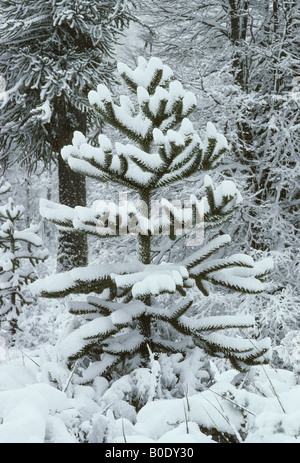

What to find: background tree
left=133, top=0, right=299, bottom=244
left=130, top=0, right=300, bottom=341
left=0, top=177, right=48, bottom=334
left=0, top=0, right=132, bottom=271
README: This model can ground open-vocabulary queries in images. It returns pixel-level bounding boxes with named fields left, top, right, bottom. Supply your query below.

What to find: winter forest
left=0, top=0, right=299, bottom=445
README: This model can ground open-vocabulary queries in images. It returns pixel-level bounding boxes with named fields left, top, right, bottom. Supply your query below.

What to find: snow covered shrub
left=0, top=177, right=48, bottom=333
left=31, top=57, right=273, bottom=387
left=0, top=176, right=10, bottom=197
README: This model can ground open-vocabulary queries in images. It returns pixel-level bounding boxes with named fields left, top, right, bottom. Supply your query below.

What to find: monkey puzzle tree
left=31, top=57, right=273, bottom=381
left=0, top=0, right=132, bottom=270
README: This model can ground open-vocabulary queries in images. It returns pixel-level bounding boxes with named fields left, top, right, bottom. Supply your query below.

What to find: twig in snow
left=20, top=350, right=40, bottom=368
left=183, top=384, right=190, bottom=412
left=63, top=360, right=78, bottom=393
left=200, top=403, right=231, bottom=444
left=201, top=395, right=243, bottom=443
left=246, top=338, right=286, bottom=414
left=209, top=389, right=256, bottom=417
left=122, top=419, right=127, bottom=443
left=183, top=401, right=189, bottom=434
left=260, top=364, right=286, bottom=414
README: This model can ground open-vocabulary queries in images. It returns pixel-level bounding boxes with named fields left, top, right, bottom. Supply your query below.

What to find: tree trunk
left=57, top=154, right=88, bottom=271
left=229, top=0, right=248, bottom=90
left=49, top=100, right=88, bottom=272
left=137, top=188, right=152, bottom=363
left=228, top=1, right=254, bottom=163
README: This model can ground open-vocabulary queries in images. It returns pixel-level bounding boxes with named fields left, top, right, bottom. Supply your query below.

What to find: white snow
left=31, top=262, right=144, bottom=297
left=178, top=314, right=255, bottom=332
left=206, top=121, right=218, bottom=138
left=111, top=264, right=188, bottom=298
left=190, top=254, right=254, bottom=277
left=114, top=106, right=153, bottom=139
left=0, top=344, right=299, bottom=444
left=149, top=87, right=169, bottom=117
left=0, top=50, right=295, bottom=445
left=253, top=257, right=274, bottom=277
left=0, top=376, right=72, bottom=443
left=67, top=157, right=110, bottom=181
left=40, top=199, right=75, bottom=225
left=79, top=316, right=116, bottom=340
left=117, top=56, right=173, bottom=91
left=119, top=95, right=135, bottom=116
left=137, top=86, right=150, bottom=106
left=208, top=269, right=265, bottom=293
left=132, top=274, right=177, bottom=298
left=98, top=134, right=113, bottom=152
left=165, top=80, right=185, bottom=114
left=79, top=143, right=106, bottom=165
left=88, top=84, right=113, bottom=108
left=30, top=100, right=52, bottom=123
left=182, top=234, right=232, bottom=268
left=72, top=131, right=86, bottom=148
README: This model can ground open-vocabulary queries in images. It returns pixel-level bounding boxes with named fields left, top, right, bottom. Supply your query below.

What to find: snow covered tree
left=134, top=0, right=299, bottom=248
left=131, top=1, right=300, bottom=344
left=0, top=179, right=48, bottom=333
left=0, top=0, right=132, bottom=271
left=31, top=57, right=273, bottom=380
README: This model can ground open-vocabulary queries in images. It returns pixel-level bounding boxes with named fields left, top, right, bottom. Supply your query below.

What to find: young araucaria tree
left=0, top=177, right=48, bottom=333
left=31, top=57, right=273, bottom=380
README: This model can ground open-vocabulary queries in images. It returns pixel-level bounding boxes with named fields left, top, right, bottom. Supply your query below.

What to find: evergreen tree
left=31, top=57, right=273, bottom=380
left=0, top=178, right=48, bottom=333
left=0, top=0, right=131, bottom=271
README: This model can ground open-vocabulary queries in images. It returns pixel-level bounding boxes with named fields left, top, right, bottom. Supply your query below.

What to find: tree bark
left=57, top=154, right=88, bottom=271
left=137, top=188, right=152, bottom=364
left=229, top=0, right=248, bottom=89
left=47, top=100, right=88, bottom=272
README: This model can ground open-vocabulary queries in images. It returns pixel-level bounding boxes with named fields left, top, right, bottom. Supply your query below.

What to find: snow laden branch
left=31, top=257, right=272, bottom=374
left=39, top=174, right=241, bottom=240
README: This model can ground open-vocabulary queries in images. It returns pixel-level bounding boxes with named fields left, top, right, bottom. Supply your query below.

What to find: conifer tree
left=0, top=0, right=131, bottom=271
left=31, top=57, right=273, bottom=379
left=0, top=178, right=48, bottom=333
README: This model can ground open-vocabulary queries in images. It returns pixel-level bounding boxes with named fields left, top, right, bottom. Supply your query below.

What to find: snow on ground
left=0, top=278, right=299, bottom=443
left=0, top=311, right=300, bottom=445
